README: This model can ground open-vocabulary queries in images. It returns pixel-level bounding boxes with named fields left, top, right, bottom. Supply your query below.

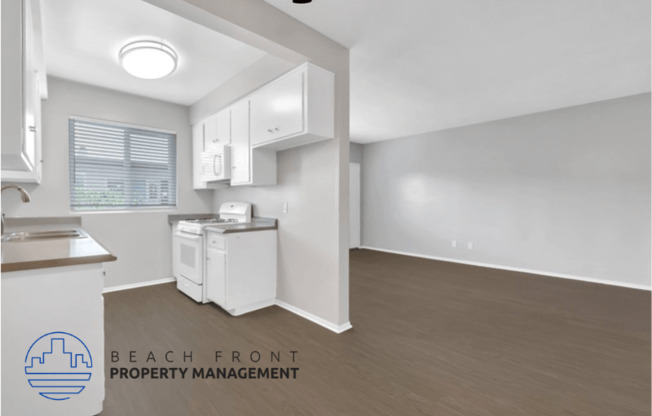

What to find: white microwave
left=200, top=146, right=231, bottom=182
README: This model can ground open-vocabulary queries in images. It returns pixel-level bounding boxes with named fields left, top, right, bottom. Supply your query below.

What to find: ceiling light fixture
left=293, top=0, right=312, bottom=3
left=119, top=40, right=178, bottom=80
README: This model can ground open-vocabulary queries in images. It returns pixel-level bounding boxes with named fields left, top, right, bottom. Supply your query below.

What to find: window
left=69, top=117, right=177, bottom=211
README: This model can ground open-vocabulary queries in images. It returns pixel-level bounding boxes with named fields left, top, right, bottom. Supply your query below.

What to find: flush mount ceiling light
left=119, top=40, right=178, bottom=80
left=293, top=0, right=312, bottom=3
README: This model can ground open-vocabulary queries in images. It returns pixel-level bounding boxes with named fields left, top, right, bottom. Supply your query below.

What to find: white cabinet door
left=230, top=100, right=251, bottom=185
left=206, top=246, right=227, bottom=308
left=1, top=0, right=43, bottom=183
left=23, top=0, right=38, bottom=171
left=203, top=109, right=230, bottom=151
left=203, top=113, right=218, bottom=151
left=250, top=70, right=304, bottom=146
left=216, top=109, right=231, bottom=145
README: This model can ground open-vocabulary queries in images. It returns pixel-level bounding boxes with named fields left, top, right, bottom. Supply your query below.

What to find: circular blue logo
left=24, top=332, right=93, bottom=401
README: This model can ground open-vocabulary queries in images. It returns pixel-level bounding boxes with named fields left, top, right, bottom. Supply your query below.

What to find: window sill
left=71, top=207, right=178, bottom=215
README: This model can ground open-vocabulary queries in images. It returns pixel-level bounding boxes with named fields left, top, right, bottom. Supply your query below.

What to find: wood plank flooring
left=102, top=249, right=650, bottom=415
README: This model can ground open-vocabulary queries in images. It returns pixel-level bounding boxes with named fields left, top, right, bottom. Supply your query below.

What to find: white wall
left=361, top=94, right=651, bottom=289
left=1, top=77, right=212, bottom=288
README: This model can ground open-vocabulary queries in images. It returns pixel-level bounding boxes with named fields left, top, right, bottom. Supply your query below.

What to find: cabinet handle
left=274, top=127, right=279, bottom=132
left=29, top=125, right=37, bottom=133
left=267, top=128, right=273, bottom=133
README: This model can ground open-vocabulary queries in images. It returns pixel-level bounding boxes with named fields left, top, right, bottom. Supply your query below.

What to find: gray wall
left=1, top=77, right=213, bottom=288
left=362, top=94, right=651, bottom=288
left=350, top=142, right=363, bottom=165
left=190, top=55, right=294, bottom=124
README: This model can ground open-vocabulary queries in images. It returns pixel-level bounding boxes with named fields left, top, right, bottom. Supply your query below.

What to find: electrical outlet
left=451, top=240, right=457, bottom=248
left=282, top=201, right=289, bottom=214
left=467, top=241, right=474, bottom=250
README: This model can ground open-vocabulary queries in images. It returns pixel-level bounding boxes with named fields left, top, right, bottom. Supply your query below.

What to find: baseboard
left=360, top=246, right=651, bottom=291
left=229, top=298, right=276, bottom=317
left=103, top=277, right=176, bottom=293
left=275, top=300, right=353, bottom=334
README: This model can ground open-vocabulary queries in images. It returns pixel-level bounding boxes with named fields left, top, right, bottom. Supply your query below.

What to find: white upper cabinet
left=229, top=100, right=251, bottom=186
left=1, top=0, right=46, bottom=184
left=203, top=113, right=219, bottom=150
left=190, top=62, right=332, bottom=190
left=250, top=69, right=304, bottom=147
left=249, top=63, right=334, bottom=151
left=202, top=108, right=231, bottom=151
left=230, top=99, right=276, bottom=187
left=216, top=109, right=231, bottom=146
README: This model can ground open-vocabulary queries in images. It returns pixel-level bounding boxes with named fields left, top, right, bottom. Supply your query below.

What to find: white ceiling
left=41, top=0, right=267, bottom=105
left=264, top=0, right=651, bottom=143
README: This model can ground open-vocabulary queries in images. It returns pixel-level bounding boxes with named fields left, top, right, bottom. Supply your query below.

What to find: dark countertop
left=205, top=218, right=277, bottom=234
left=1, top=221, right=117, bottom=272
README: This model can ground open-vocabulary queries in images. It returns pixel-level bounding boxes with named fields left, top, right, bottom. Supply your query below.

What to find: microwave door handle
left=213, top=155, right=222, bottom=176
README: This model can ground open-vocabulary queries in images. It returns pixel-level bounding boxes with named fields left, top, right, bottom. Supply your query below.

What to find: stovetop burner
left=184, top=218, right=239, bottom=225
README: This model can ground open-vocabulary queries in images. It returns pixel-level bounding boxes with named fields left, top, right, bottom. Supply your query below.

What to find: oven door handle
left=175, top=231, right=201, bottom=241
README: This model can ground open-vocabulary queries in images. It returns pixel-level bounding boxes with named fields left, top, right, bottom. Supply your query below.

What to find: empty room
left=1, top=0, right=649, bottom=415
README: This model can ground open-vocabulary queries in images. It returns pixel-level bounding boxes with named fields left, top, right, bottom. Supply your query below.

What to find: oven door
left=173, top=231, right=203, bottom=285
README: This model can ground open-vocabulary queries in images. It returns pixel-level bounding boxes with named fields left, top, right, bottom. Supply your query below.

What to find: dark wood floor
left=102, top=249, right=650, bottom=415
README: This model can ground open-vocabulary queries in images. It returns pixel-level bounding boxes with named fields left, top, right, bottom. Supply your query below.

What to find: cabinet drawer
left=177, top=275, right=202, bottom=302
left=207, top=233, right=226, bottom=250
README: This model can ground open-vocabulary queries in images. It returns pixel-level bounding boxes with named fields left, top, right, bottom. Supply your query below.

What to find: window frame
left=68, top=116, right=179, bottom=213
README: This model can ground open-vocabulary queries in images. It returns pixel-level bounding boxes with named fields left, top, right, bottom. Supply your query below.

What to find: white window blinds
left=69, top=118, right=177, bottom=211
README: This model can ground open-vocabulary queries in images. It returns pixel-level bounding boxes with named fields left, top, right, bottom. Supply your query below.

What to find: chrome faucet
left=1, top=184, right=31, bottom=235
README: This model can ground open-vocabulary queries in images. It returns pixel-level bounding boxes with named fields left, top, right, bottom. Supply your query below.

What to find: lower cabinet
left=1, top=264, right=105, bottom=415
left=205, top=229, right=277, bottom=316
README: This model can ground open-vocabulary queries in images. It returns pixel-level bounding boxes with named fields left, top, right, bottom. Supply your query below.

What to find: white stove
left=173, top=202, right=252, bottom=302
left=177, top=202, right=252, bottom=235
left=177, top=218, right=238, bottom=235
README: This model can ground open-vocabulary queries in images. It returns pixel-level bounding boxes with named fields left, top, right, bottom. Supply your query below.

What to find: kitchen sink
left=1, top=229, right=87, bottom=242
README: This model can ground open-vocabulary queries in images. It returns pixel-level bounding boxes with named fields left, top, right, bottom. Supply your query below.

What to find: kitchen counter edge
left=2, top=230, right=117, bottom=273
left=204, top=218, right=278, bottom=234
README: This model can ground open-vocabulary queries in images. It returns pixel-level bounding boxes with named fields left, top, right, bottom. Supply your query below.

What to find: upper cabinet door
left=249, top=70, right=304, bottom=147
left=216, top=108, right=231, bottom=145
left=1, top=0, right=44, bottom=184
left=230, top=100, right=251, bottom=185
left=202, top=113, right=219, bottom=151
left=203, top=109, right=231, bottom=150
